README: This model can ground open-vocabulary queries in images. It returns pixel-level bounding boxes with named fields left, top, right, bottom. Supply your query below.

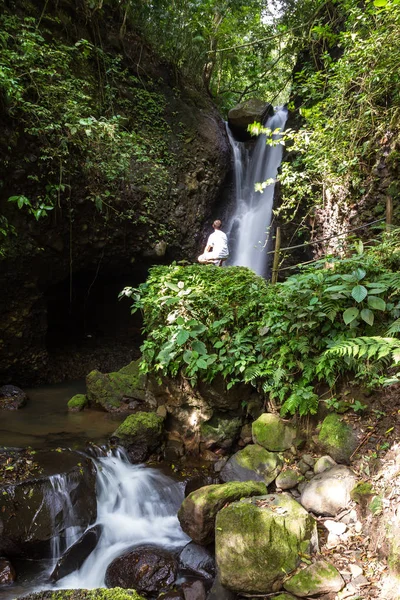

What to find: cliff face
left=0, top=0, right=231, bottom=384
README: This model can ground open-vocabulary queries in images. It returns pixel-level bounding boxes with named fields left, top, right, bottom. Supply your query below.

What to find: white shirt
left=207, top=229, right=229, bottom=258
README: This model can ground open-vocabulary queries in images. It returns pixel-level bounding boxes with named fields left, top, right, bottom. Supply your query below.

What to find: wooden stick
left=386, top=196, right=393, bottom=232
left=271, top=226, right=281, bottom=284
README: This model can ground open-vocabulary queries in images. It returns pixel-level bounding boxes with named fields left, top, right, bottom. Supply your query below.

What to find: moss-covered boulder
left=200, top=414, right=242, bottom=450
left=178, top=481, right=267, bottom=545
left=215, top=493, right=318, bottom=594
left=86, top=360, right=150, bottom=413
left=67, top=394, right=88, bottom=412
left=283, top=560, right=345, bottom=596
left=19, top=589, right=145, bottom=600
left=318, top=413, right=357, bottom=463
left=252, top=413, right=298, bottom=452
left=220, top=444, right=283, bottom=485
left=112, top=412, right=165, bottom=462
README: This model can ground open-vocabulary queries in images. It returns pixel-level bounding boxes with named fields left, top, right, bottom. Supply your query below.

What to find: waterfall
left=226, top=107, right=288, bottom=277
left=55, top=448, right=189, bottom=589
left=48, top=475, right=83, bottom=560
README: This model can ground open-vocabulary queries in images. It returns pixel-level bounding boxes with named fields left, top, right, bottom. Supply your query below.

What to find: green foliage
left=122, top=236, right=400, bottom=416
left=0, top=5, right=177, bottom=239
left=273, top=0, right=400, bottom=225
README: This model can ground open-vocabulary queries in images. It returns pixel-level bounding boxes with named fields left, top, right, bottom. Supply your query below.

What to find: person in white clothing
left=198, top=220, right=229, bottom=265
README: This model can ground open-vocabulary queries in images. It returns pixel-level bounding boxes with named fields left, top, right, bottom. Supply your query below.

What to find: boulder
left=0, top=451, right=96, bottom=558
left=300, top=465, right=358, bottom=516
left=86, top=359, right=152, bottom=413
left=105, top=545, right=177, bottom=592
left=252, top=413, right=298, bottom=451
left=18, top=590, right=145, bottom=600
left=0, top=385, right=27, bottom=410
left=179, top=542, right=215, bottom=580
left=0, top=557, right=16, bottom=584
left=67, top=394, right=88, bottom=412
left=112, top=411, right=165, bottom=462
left=283, top=560, right=345, bottom=596
left=220, top=444, right=282, bottom=485
left=50, top=525, right=102, bottom=581
left=215, top=493, right=318, bottom=594
left=200, top=415, right=242, bottom=450
left=318, top=414, right=358, bottom=463
left=228, top=99, right=273, bottom=140
left=178, top=481, right=267, bottom=545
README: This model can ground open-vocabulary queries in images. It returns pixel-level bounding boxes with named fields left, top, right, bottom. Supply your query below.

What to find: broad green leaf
left=351, top=285, right=368, bottom=303
left=165, top=282, right=180, bottom=292
left=176, top=329, right=190, bottom=345
left=196, top=358, right=208, bottom=369
left=343, top=307, right=359, bottom=324
left=360, top=308, right=374, bottom=326
left=374, top=0, right=387, bottom=6
left=367, top=296, right=386, bottom=311
left=183, top=350, right=192, bottom=364
left=192, top=340, right=207, bottom=354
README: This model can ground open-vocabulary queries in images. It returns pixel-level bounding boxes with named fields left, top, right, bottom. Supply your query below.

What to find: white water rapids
left=55, top=449, right=189, bottom=589
left=226, top=107, right=288, bottom=277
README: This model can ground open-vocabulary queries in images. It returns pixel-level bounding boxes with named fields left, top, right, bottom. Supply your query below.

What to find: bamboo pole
left=386, top=196, right=393, bottom=232
left=271, top=226, right=281, bottom=284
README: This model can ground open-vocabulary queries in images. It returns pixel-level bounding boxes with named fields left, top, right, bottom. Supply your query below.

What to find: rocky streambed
left=1, top=365, right=400, bottom=600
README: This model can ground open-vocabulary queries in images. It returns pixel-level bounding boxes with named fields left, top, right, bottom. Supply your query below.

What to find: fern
left=387, top=318, right=400, bottom=336
left=325, top=337, right=400, bottom=363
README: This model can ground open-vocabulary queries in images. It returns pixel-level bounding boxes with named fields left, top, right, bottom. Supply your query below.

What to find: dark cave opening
left=43, top=267, right=146, bottom=380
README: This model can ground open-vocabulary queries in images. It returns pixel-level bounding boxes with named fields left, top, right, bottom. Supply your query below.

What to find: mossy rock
left=318, top=413, right=357, bottom=463
left=220, top=444, right=283, bottom=485
left=112, top=412, right=164, bottom=462
left=18, top=588, right=146, bottom=600
left=283, top=560, right=344, bottom=596
left=252, top=413, right=298, bottom=451
left=215, top=493, right=318, bottom=594
left=200, top=415, right=242, bottom=449
left=86, top=359, right=147, bottom=412
left=67, top=394, right=88, bottom=412
left=178, top=480, right=267, bottom=545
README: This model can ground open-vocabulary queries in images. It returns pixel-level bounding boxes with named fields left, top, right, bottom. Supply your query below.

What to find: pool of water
left=0, top=381, right=125, bottom=450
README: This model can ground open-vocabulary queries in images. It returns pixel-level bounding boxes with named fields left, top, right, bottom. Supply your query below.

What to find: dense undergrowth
left=122, top=231, right=400, bottom=416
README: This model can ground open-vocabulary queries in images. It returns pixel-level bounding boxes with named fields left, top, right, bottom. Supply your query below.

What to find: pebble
left=324, top=520, right=347, bottom=535
left=354, top=520, right=362, bottom=533
left=349, top=564, right=363, bottom=578
left=340, top=509, right=358, bottom=524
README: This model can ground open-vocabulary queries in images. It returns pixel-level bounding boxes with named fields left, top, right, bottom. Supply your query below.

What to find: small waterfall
left=55, top=448, right=189, bottom=589
left=48, top=474, right=83, bottom=560
left=226, top=107, right=288, bottom=277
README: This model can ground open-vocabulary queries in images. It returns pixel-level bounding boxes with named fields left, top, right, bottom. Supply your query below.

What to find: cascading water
left=48, top=474, right=83, bottom=560
left=226, top=107, right=288, bottom=277
left=55, top=448, right=189, bottom=589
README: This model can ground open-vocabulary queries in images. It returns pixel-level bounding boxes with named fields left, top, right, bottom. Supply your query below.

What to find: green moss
left=200, top=415, right=241, bottom=443
left=19, top=588, right=145, bottom=600
left=369, top=495, right=383, bottom=515
left=318, top=413, right=357, bottom=462
left=188, top=481, right=267, bottom=508
left=252, top=413, right=297, bottom=452
left=113, top=411, right=164, bottom=439
left=351, top=481, right=375, bottom=503
left=215, top=494, right=317, bottom=593
left=67, top=394, right=88, bottom=411
left=284, top=561, right=342, bottom=596
left=86, top=366, right=147, bottom=412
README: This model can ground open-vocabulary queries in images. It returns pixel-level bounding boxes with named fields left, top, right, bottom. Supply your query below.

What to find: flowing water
left=56, top=448, right=189, bottom=589
left=226, top=107, right=288, bottom=277
left=0, top=449, right=189, bottom=599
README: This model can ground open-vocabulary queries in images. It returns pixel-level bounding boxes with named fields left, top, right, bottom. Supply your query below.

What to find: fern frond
left=326, top=336, right=400, bottom=362
left=387, top=318, right=400, bottom=337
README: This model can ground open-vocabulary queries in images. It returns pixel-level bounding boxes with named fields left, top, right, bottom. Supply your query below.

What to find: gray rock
left=50, top=525, right=102, bottom=581
left=0, top=557, right=16, bottom=584
left=300, top=465, right=358, bottom=516
left=276, top=469, right=300, bottom=490
left=179, top=542, right=215, bottom=580
left=314, top=455, right=337, bottom=474
left=0, top=385, right=27, bottom=410
left=207, top=575, right=236, bottom=600
left=181, top=580, right=206, bottom=600
left=228, top=99, right=273, bottom=140
left=220, top=444, right=282, bottom=485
